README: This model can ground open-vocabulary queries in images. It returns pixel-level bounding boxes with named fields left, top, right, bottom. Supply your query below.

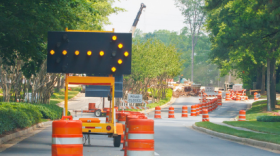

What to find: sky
left=104, top=0, right=186, bottom=34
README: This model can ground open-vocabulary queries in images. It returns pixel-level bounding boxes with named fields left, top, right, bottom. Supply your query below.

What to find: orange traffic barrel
left=52, top=116, right=83, bottom=156
left=254, top=92, right=258, bottom=101
left=202, top=109, right=209, bottom=122
left=106, top=110, right=110, bottom=123
left=118, top=112, right=130, bottom=144
left=196, top=104, right=200, bottom=116
left=127, top=118, right=154, bottom=156
left=123, top=115, right=138, bottom=152
left=199, top=104, right=202, bottom=114
left=182, top=106, right=188, bottom=117
left=225, top=93, right=231, bottom=101
left=191, top=105, right=197, bottom=116
left=168, top=106, right=175, bottom=118
left=88, top=103, right=96, bottom=110
left=217, top=95, right=222, bottom=106
left=236, top=93, right=241, bottom=101
left=218, top=91, right=222, bottom=96
left=238, top=110, right=246, bottom=121
left=154, top=106, right=161, bottom=119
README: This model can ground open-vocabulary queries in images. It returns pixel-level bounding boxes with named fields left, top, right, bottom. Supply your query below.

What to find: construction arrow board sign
left=127, top=94, right=142, bottom=103
left=47, top=31, right=132, bottom=75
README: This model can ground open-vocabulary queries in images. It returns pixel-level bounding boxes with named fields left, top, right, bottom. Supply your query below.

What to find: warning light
left=111, top=67, right=116, bottom=72
left=62, top=50, right=67, bottom=55
left=75, top=50, right=80, bottom=55
left=118, top=59, right=123, bottom=64
left=124, top=51, right=129, bottom=57
left=118, top=43, right=123, bottom=49
left=50, top=50, right=55, bottom=55
left=112, top=36, right=117, bottom=41
left=87, top=51, right=92, bottom=56
left=99, top=51, right=104, bottom=56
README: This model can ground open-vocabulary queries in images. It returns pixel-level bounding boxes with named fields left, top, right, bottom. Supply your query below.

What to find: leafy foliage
left=0, top=0, right=123, bottom=78
left=257, top=116, right=280, bottom=122
left=0, top=102, right=63, bottom=135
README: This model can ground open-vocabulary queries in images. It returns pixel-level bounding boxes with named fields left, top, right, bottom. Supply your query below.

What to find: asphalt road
left=1, top=96, right=279, bottom=156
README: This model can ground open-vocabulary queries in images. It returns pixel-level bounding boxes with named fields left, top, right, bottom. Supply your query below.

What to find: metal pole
left=64, top=74, right=69, bottom=116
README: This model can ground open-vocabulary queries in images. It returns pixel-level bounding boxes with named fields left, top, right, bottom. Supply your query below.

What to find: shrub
left=257, top=116, right=280, bottom=122
left=0, top=103, right=42, bottom=135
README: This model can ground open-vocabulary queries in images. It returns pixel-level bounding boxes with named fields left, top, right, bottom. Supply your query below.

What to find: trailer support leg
left=88, top=134, right=90, bottom=145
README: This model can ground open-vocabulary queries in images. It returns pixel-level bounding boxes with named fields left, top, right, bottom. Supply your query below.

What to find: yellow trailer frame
left=64, top=75, right=119, bottom=135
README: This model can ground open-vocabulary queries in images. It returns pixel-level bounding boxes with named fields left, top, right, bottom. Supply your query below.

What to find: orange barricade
left=168, top=106, right=175, bottom=118
left=236, top=93, right=241, bottom=101
left=254, top=92, right=258, bottom=101
left=118, top=112, right=130, bottom=144
left=196, top=104, right=200, bottom=116
left=225, top=93, right=231, bottom=101
left=217, top=95, right=222, bottom=106
left=154, top=106, right=161, bottom=119
left=191, top=105, right=197, bottom=116
left=182, top=106, right=188, bottom=117
left=52, top=116, right=83, bottom=156
left=202, top=109, right=209, bottom=122
left=238, top=110, right=246, bottom=121
left=123, top=115, right=138, bottom=152
left=199, top=104, right=202, bottom=114
left=127, top=118, right=154, bottom=156
left=218, top=91, right=222, bottom=96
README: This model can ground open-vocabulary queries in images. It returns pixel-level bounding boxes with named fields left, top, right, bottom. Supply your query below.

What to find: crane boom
left=129, top=3, right=146, bottom=36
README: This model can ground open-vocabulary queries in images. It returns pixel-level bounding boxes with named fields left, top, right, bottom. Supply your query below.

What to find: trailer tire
left=113, top=135, right=121, bottom=147
left=95, top=109, right=102, bottom=117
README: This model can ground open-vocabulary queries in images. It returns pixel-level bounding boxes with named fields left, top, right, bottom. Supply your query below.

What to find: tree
left=205, top=0, right=280, bottom=110
left=175, top=0, right=206, bottom=82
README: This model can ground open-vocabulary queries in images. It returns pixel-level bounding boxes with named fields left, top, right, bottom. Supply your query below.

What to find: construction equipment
left=129, top=3, right=146, bottom=36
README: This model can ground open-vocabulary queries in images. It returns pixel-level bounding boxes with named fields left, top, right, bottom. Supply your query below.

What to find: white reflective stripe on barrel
left=118, top=121, right=126, bottom=124
left=125, top=141, right=128, bottom=147
left=52, top=137, right=83, bottom=145
left=182, top=113, right=188, bottom=114
left=128, top=134, right=154, bottom=140
left=126, top=128, right=129, bottom=133
left=127, top=150, right=154, bottom=156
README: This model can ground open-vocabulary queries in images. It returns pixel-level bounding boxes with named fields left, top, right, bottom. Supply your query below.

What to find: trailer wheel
left=95, top=109, right=102, bottom=117
left=113, top=135, right=121, bottom=147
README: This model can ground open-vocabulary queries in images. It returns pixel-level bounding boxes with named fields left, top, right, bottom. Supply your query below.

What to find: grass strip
left=223, top=121, right=280, bottom=135
left=195, top=122, right=280, bottom=144
left=242, top=100, right=280, bottom=121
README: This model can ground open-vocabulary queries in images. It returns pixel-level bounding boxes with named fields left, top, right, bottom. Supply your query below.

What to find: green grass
left=50, top=88, right=80, bottom=105
left=195, top=122, right=280, bottom=144
left=223, top=121, right=280, bottom=135
left=242, top=100, right=280, bottom=121
left=41, top=119, right=50, bottom=122
left=125, top=89, right=173, bottom=112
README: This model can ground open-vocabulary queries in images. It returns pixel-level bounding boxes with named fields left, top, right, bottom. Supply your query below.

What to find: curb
left=0, top=121, right=52, bottom=145
left=140, top=97, right=177, bottom=114
left=192, top=124, right=280, bottom=151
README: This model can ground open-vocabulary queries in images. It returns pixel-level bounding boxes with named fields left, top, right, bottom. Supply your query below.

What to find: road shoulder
left=0, top=121, right=52, bottom=152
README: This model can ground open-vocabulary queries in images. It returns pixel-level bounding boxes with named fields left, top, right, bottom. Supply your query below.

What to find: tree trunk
left=191, top=36, right=194, bottom=82
left=256, top=67, right=262, bottom=89
left=270, top=57, right=276, bottom=109
left=261, top=66, right=266, bottom=94
left=56, top=75, right=61, bottom=91
left=267, top=57, right=271, bottom=111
